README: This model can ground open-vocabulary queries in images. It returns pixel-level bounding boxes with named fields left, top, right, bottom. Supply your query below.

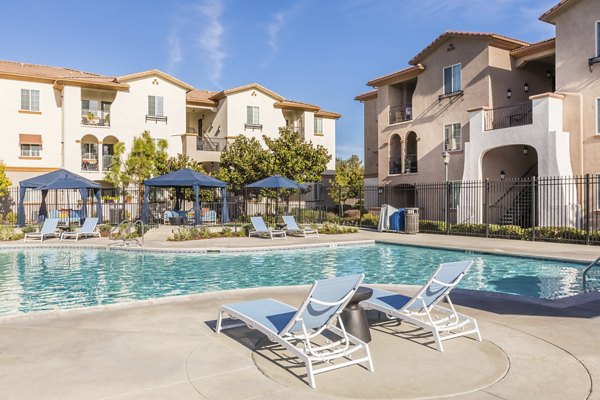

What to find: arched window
left=389, top=134, right=402, bottom=174
left=406, top=132, right=418, bottom=173
left=102, top=135, right=118, bottom=171
left=81, top=134, right=99, bottom=172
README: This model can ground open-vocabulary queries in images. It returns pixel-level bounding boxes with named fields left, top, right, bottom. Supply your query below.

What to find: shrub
left=98, top=224, right=113, bottom=233
left=419, top=220, right=446, bottom=233
left=361, top=212, right=379, bottom=228
left=324, top=212, right=340, bottom=224
left=222, top=227, right=233, bottom=237
left=21, top=225, right=37, bottom=234
left=344, top=209, right=360, bottom=219
left=0, top=226, right=21, bottom=241
left=241, top=223, right=252, bottom=237
left=321, top=222, right=358, bottom=234
left=4, top=212, right=17, bottom=225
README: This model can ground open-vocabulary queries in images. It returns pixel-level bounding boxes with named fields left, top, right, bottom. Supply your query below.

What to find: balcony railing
left=405, top=154, right=417, bottom=173
left=197, top=136, right=227, bottom=152
left=244, top=123, right=262, bottom=130
left=389, top=103, right=412, bottom=125
left=146, top=115, right=167, bottom=123
left=484, top=101, right=532, bottom=131
left=102, top=155, right=115, bottom=171
left=286, top=125, right=304, bottom=134
left=81, top=153, right=99, bottom=171
left=389, top=156, right=402, bottom=175
left=82, top=109, right=110, bottom=126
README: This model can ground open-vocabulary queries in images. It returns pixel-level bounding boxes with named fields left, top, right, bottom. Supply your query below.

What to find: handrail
left=108, top=219, right=145, bottom=246
left=582, top=256, right=600, bottom=292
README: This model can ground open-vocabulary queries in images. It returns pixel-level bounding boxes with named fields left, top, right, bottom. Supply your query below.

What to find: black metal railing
left=389, top=103, right=413, bottom=124
left=244, top=123, right=262, bottom=130
left=389, top=157, right=402, bottom=174
left=81, top=109, right=110, bottom=126
left=484, top=101, right=533, bottom=131
left=196, top=136, right=227, bottom=151
left=286, top=124, right=304, bottom=134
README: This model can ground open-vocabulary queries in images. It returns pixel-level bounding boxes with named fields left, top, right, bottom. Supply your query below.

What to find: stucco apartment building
left=356, top=0, right=599, bottom=188
left=0, top=62, right=339, bottom=186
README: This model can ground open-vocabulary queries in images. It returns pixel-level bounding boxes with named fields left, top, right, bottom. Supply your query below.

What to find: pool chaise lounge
left=23, top=218, right=59, bottom=242
left=60, top=217, right=100, bottom=241
left=216, top=274, right=374, bottom=389
left=361, top=260, right=482, bottom=352
left=282, top=215, right=319, bottom=238
left=248, top=216, right=286, bottom=240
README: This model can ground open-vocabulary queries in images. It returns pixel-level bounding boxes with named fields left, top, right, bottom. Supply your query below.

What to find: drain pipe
left=557, top=91, right=584, bottom=175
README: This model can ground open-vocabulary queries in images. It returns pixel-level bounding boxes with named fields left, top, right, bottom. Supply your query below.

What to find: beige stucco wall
left=0, top=78, right=62, bottom=182
left=553, top=0, right=600, bottom=175
left=363, top=98, right=378, bottom=180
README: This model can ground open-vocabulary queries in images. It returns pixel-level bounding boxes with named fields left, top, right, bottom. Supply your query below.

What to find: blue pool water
left=0, top=244, right=596, bottom=315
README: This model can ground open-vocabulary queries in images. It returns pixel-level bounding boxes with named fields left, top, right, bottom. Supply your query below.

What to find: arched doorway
left=389, top=134, right=402, bottom=174
left=481, top=145, right=538, bottom=181
left=101, top=135, right=118, bottom=172
left=81, top=134, right=99, bottom=172
left=405, top=131, right=418, bottom=173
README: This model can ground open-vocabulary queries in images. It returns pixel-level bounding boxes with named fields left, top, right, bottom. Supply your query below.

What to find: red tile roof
left=539, top=0, right=579, bottom=22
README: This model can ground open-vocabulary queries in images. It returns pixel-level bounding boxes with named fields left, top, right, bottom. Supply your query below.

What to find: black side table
left=340, top=286, right=373, bottom=343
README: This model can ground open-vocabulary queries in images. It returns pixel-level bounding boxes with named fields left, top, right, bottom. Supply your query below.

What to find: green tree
left=0, top=161, right=13, bottom=220
left=328, top=155, right=365, bottom=209
left=104, top=131, right=168, bottom=214
left=217, top=136, right=272, bottom=192
left=0, top=161, right=12, bottom=197
left=263, top=127, right=330, bottom=183
left=157, top=154, right=214, bottom=202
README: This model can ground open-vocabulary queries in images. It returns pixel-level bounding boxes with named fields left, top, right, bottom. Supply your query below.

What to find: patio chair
left=361, top=260, right=481, bottom=352
left=24, top=218, right=59, bottom=242
left=60, top=217, right=100, bottom=241
left=216, top=274, right=374, bottom=389
left=249, top=216, right=286, bottom=239
left=282, top=215, right=319, bottom=238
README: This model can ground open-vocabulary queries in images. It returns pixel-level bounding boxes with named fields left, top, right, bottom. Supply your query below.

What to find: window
left=449, top=181, right=461, bottom=209
left=443, top=64, right=461, bottom=95
left=246, top=106, right=260, bottom=125
left=82, top=100, right=111, bottom=126
left=444, top=123, right=462, bottom=151
left=81, top=142, right=99, bottom=171
left=596, top=21, right=600, bottom=57
left=597, top=98, right=600, bottom=134
left=148, top=96, right=164, bottom=116
left=20, top=144, right=41, bottom=157
left=21, top=89, right=40, bottom=111
left=314, top=117, right=323, bottom=134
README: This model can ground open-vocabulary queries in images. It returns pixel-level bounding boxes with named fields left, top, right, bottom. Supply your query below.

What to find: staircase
left=498, top=186, right=532, bottom=226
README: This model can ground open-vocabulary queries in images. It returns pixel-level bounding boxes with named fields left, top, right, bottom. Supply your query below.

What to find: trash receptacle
left=404, top=208, right=419, bottom=234
left=389, top=208, right=405, bottom=231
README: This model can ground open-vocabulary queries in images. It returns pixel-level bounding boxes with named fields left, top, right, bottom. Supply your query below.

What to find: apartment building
left=356, top=0, right=599, bottom=187
left=0, top=62, right=339, bottom=185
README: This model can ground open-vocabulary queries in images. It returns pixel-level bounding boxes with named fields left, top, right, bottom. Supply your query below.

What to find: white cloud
left=196, top=0, right=227, bottom=85
left=266, top=11, right=286, bottom=53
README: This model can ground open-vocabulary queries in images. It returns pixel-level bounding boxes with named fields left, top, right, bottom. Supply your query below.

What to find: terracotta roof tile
left=367, top=65, right=424, bottom=87
left=408, top=31, right=528, bottom=65
left=510, top=38, right=556, bottom=57
left=539, top=0, right=578, bottom=22
left=186, top=89, right=219, bottom=106
left=354, top=90, right=378, bottom=101
left=0, top=59, right=116, bottom=82
left=275, top=99, right=321, bottom=111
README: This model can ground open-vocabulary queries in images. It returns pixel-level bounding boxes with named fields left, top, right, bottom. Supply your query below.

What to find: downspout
left=557, top=91, right=584, bottom=175
left=55, top=80, right=65, bottom=168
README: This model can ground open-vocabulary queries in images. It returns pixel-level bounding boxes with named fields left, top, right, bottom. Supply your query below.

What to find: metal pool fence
left=3, top=174, right=600, bottom=245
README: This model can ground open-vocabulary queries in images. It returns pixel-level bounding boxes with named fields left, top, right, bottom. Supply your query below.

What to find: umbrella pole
left=276, top=188, right=279, bottom=225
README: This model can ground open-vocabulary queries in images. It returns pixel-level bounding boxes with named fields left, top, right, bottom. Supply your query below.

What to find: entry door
left=197, top=119, right=203, bottom=137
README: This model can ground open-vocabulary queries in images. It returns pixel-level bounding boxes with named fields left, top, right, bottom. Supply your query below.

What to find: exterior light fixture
left=500, top=170, right=506, bottom=180
left=506, top=89, right=512, bottom=99
left=523, top=146, right=529, bottom=156
left=442, top=151, right=450, bottom=166
left=378, top=187, right=384, bottom=195
left=524, top=83, right=529, bottom=93
left=547, top=70, right=552, bottom=79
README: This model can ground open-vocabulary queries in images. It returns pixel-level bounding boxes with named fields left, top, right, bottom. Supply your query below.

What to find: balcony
left=389, top=103, right=412, bottom=125
left=244, top=123, right=262, bottom=130
left=286, top=124, right=304, bottom=135
left=81, top=108, right=110, bottom=127
left=81, top=153, right=99, bottom=172
left=102, top=155, right=115, bottom=171
left=197, top=136, right=227, bottom=152
left=389, top=156, right=402, bottom=175
left=484, top=102, right=532, bottom=131
left=146, top=115, right=167, bottom=123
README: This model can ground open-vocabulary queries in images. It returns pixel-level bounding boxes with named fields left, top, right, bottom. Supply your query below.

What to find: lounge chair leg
left=216, top=308, right=223, bottom=334
left=433, top=331, right=444, bottom=352
left=306, top=361, right=316, bottom=389
left=365, top=345, right=375, bottom=372
left=473, top=319, right=482, bottom=342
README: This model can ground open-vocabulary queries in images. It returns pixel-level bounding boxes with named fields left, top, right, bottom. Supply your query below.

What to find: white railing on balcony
left=81, top=152, right=99, bottom=171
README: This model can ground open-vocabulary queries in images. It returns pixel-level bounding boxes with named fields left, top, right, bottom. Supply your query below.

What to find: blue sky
left=1, top=0, right=557, bottom=159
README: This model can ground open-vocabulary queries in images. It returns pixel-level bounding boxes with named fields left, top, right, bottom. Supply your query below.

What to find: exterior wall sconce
left=524, top=83, right=529, bottom=93
left=547, top=70, right=552, bottom=79
left=500, top=170, right=506, bottom=180
left=523, top=146, right=529, bottom=156
left=378, top=187, right=384, bottom=194
left=506, top=89, right=512, bottom=99
left=442, top=151, right=450, bottom=166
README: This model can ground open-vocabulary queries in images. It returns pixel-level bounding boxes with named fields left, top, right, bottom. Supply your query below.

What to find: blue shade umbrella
left=18, top=169, right=102, bottom=226
left=246, top=175, right=305, bottom=219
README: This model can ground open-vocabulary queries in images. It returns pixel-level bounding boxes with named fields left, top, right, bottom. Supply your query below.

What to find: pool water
left=0, top=244, right=596, bottom=315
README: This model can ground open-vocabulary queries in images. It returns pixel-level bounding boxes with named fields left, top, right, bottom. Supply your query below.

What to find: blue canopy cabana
left=246, top=175, right=305, bottom=219
left=141, top=168, right=228, bottom=225
left=18, top=169, right=102, bottom=226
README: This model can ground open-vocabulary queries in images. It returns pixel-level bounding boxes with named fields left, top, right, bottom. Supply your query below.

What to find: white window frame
left=21, top=89, right=40, bottom=111
left=20, top=144, right=41, bottom=157
left=443, top=123, right=462, bottom=152
left=443, top=63, right=461, bottom=95
left=314, top=117, right=323, bottom=134
left=246, top=106, right=260, bottom=125
left=148, top=95, right=164, bottom=117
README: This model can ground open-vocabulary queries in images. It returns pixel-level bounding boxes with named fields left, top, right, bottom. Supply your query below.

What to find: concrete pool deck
left=1, top=230, right=600, bottom=399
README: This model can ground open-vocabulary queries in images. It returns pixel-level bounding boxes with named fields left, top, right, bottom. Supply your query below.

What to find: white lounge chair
left=24, top=218, right=59, bottom=242
left=361, top=260, right=482, bottom=352
left=248, top=216, right=286, bottom=239
left=60, top=217, right=100, bottom=241
left=216, top=274, right=374, bottom=388
left=282, top=215, right=319, bottom=238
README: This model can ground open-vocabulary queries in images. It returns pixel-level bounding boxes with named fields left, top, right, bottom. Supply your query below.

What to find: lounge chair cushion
left=367, top=288, right=411, bottom=311
left=224, top=299, right=296, bottom=335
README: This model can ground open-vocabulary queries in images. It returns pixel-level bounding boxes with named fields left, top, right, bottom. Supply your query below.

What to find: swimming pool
left=0, top=243, right=596, bottom=315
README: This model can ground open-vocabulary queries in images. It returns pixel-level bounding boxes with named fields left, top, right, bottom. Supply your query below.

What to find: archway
left=406, top=131, right=418, bottom=173
left=389, top=134, right=402, bottom=174
left=101, top=135, right=118, bottom=172
left=481, top=145, right=538, bottom=181
left=80, top=134, right=99, bottom=172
